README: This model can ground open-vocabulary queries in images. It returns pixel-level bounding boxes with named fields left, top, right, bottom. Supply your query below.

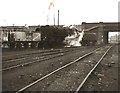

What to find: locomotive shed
left=1, top=22, right=119, bottom=92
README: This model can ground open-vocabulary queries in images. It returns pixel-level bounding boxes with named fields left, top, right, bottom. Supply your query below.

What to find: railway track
left=2, top=47, right=88, bottom=71
left=3, top=49, right=67, bottom=64
left=2, top=49, right=72, bottom=71
left=78, top=44, right=118, bottom=91
left=14, top=45, right=112, bottom=92
left=2, top=49, right=64, bottom=61
left=2, top=47, right=82, bottom=61
left=75, top=45, right=112, bottom=93
left=2, top=46, right=99, bottom=91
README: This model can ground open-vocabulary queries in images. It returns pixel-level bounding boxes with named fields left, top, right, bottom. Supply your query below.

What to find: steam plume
left=46, top=0, right=54, bottom=25
left=64, top=25, right=84, bottom=47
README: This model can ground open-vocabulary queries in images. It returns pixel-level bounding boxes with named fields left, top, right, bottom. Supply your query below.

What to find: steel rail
left=16, top=47, right=101, bottom=93
left=1, top=51, right=66, bottom=72
left=2, top=49, right=62, bottom=62
left=2, top=47, right=84, bottom=71
left=3, top=50, right=65, bottom=63
left=75, top=46, right=112, bottom=93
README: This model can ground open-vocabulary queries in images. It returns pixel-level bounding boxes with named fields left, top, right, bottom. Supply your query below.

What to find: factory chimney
left=58, top=10, right=59, bottom=26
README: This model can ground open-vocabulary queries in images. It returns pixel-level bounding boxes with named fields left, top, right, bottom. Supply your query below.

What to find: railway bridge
left=81, top=22, right=120, bottom=45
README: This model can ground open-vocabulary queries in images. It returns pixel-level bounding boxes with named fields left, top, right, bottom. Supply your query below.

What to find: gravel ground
left=2, top=46, right=97, bottom=91
left=2, top=50, right=68, bottom=68
left=24, top=45, right=110, bottom=91
left=2, top=49, right=61, bottom=61
left=80, top=44, right=119, bottom=92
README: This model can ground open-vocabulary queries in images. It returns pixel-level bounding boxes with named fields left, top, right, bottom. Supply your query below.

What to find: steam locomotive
left=1, top=25, right=97, bottom=49
left=36, top=25, right=97, bottom=47
left=36, top=25, right=75, bottom=48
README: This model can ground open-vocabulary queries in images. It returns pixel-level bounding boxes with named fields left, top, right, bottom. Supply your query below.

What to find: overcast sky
left=0, top=0, right=119, bottom=26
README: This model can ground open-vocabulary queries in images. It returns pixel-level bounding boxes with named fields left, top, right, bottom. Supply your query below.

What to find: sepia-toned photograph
left=0, top=0, right=119, bottom=92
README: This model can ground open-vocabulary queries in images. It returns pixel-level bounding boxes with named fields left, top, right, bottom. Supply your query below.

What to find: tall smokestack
left=58, top=10, right=59, bottom=26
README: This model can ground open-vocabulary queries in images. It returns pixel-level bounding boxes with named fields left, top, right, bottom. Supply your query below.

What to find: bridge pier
left=103, top=31, right=108, bottom=44
left=97, top=31, right=104, bottom=45
left=97, top=23, right=108, bottom=45
left=96, top=22, right=103, bottom=45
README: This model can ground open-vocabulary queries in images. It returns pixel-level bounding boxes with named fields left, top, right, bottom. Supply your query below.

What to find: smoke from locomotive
left=64, top=27, right=84, bottom=47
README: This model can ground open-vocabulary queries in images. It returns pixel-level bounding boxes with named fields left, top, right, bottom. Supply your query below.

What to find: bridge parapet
left=82, top=22, right=120, bottom=32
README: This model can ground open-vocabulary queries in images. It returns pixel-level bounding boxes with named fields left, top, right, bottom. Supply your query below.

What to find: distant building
left=28, top=25, right=40, bottom=32
left=75, top=25, right=82, bottom=31
left=109, top=34, right=119, bottom=43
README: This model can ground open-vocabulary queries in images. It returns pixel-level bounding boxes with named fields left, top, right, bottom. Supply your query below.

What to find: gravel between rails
left=2, top=46, right=97, bottom=92
left=79, top=44, right=118, bottom=91
left=2, top=50, right=68, bottom=69
left=2, top=49, right=63, bottom=61
left=2, top=47, right=86, bottom=70
left=17, top=45, right=111, bottom=92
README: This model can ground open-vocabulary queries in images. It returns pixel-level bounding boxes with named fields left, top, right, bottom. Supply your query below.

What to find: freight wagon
left=1, top=26, right=41, bottom=49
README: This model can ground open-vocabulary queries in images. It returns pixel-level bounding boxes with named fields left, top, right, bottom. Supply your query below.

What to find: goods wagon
left=2, top=31, right=41, bottom=49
